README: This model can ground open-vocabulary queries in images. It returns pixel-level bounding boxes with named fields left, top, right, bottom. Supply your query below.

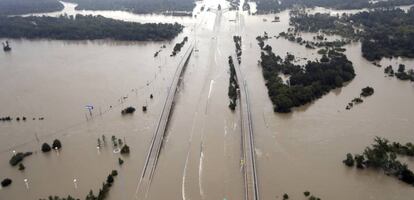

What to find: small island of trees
left=171, top=36, right=188, bottom=56
left=121, top=144, right=130, bottom=154
left=360, top=86, right=374, bottom=97
left=343, top=137, right=414, bottom=186
left=346, top=86, right=374, bottom=110
left=42, top=143, right=52, bottom=152
left=121, top=107, right=136, bottom=115
left=258, top=42, right=355, bottom=112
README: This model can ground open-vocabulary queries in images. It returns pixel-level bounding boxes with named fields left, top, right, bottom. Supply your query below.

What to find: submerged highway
left=234, top=57, right=260, bottom=200
left=135, top=1, right=259, bottom=200
left=135, top=44, right=194, bottom=199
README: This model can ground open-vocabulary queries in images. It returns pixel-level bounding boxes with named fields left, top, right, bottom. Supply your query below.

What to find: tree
left=343, top=153, right=355, bottom=167
left=320, top=55, right=329, bottom=62
left=354, top=154, right=365, bottom=169
left=52, top=139, right=62, bottom=149
left=118, top=158, right=124, bottom=165
left=399, top=165, right=414, bottom=184
left=360, top=87, right=374, bottom=97
left=304, top=191, right=310, bottom=197
left=107, top=175, right=114, bottom=184
left=121, top=145, right=130, bottom=154
left=283, top=193, right=289, bottom=200
left=229, top=101, right=236, bottom=111
left=85, top=190, right=96, bottom=200
left=111, top=170, right=118, bottom=177
left=121, top=107, right=136, bottom=115
left=1, top=178, right=12, bottom=187
left=398, top=64, right=406, bottom=73
left=41, top=143, right=52, bottom=152
left=384, top=65, right=394, bottom=75
left=18, top=163, right=25, bottom=171
left=9, top=152, right=32, bottom=166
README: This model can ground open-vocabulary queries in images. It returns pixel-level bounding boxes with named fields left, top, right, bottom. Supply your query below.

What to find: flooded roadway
left=1, top=0, right=414, bottom=199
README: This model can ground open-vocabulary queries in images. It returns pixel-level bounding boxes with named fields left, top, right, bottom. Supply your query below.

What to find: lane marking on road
left=207, top=80, right=215, bottom=99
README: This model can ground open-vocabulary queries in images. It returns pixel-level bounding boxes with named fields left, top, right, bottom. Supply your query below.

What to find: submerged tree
left=121, top=144, right=130, bottom=154
left=343, top=153, right=355, bottom=167
left=1, top=178, right=12, bottom=187
left=41, top=143, right=52, bottom=152
left=52, top=139, right=62, bottom=150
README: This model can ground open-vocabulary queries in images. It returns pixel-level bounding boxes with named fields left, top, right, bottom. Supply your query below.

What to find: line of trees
left=66, top=0, right=195, bottom=14
left=233, top=36, right=242, bottom=64
left=258, top=43, right=355, bottom=113
left=39, top=170, right=119, bottom=200
left=252, top=0, right=414, bottom=13
left=228, top=56, right=239, bottom=111
left=346, top=86, right=374, bottom=110
left=385, top=64, right=414, bottom=81
left=0, top=15, right=184, bottom=41
left=84, top=170, right=118, bottom=200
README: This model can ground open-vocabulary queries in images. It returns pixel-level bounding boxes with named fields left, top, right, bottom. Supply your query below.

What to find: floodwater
left=1, top=0, right=414, bottom=199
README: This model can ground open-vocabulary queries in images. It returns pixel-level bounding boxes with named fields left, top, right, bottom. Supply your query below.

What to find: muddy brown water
left=1, top=0, right=414, bottom=199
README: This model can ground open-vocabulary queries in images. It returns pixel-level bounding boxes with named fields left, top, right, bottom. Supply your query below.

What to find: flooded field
left=1, top=0, right=414, bottom=199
